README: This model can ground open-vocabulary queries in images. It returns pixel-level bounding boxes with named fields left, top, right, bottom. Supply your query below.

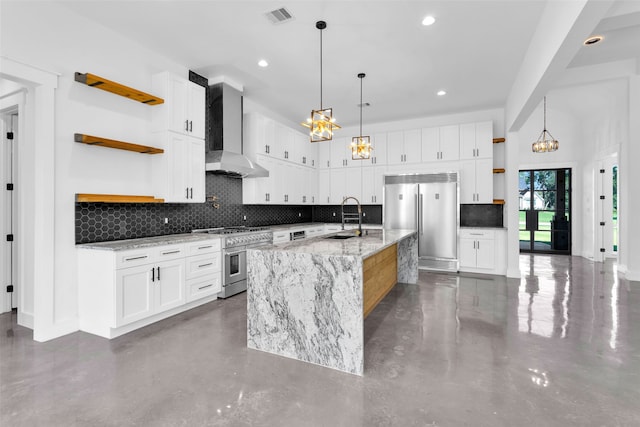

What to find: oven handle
left=224, top=250, right=245, bottom=256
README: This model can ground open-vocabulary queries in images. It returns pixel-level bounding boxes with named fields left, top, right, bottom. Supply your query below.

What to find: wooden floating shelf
left=493, top=199, right=505, bottom=205
left=493, top=138, right=506, bottom=143
left=493, top=168, right=506, bottom=174
left=76, top=194, right=165, bottom=203
left=75, top=72, right=164, bottom=105
left=74, top=133, right=163, bottom=154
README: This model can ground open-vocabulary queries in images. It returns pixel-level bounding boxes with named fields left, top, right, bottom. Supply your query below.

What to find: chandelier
left=351, top=73, right=372, bottom=160
left=532, top=96, right=559, bottom=153
left=301, top=21, right=340, bottom=142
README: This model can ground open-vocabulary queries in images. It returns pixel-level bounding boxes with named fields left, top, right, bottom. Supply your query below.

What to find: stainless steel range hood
left=205, top=82, right=268, bottom=178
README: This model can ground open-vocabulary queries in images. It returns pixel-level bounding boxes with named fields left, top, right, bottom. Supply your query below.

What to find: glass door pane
left=519, top=168, right=571, bottom=254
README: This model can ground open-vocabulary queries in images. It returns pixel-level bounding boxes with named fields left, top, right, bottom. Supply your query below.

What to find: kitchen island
left=246, top=229, right=418, bottom=375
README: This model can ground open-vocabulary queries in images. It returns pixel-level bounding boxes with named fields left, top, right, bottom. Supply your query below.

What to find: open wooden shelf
left=76, top=194, right=164, bottom=203
left=493, top=168, right=505, bottom=174
left=493, top=137, right=505, bottom=143
left=493, top=199, right=505, bottom=205
left=75, top=72, right=164, bottom=105
left=74, top=133, right=163, bottom=154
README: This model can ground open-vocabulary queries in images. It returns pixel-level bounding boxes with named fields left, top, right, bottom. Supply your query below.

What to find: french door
left=519, top=168, right=571, bottom=254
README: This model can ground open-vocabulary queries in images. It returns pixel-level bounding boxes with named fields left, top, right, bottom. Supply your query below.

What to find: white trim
left=1, top=57, right=60, bottom=342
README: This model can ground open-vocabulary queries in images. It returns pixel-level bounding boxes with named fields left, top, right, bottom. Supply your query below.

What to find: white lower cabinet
left=78, top=238, right=222, bottom=339
left=459, top=228, right=505, bottom=274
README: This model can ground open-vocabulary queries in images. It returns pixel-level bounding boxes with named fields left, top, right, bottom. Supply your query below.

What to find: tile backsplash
left=75, top=174, right=385, bottom=244
left=76, top=174, right=312, bottom=243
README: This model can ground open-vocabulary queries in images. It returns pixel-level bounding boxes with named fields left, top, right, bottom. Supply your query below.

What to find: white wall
left=1, top=2, right=187, bottom=338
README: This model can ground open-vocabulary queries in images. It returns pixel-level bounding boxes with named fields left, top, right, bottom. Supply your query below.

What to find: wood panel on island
left=74, top=71, right=166, bottom=204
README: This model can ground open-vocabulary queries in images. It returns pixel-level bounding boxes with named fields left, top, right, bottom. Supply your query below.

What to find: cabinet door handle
left=190, top=188, right=193, bottom=199
left=157, top=266, right=161, bottom=280
left=198, top=262, right=213, bottom=268
left=312, top=160, right=315, bottom=166
left=161, top=250, right=181, bottom=255
left=151, top=267, right=155, bottom=282
left=265, top=145, right=268, bottom=153
left=477, top=241, right=480, bottom=250
left=303, top=156, right=306, bottom=164
left=186, top=188, right=189, bottom=199
left=189, top=121, right=193, bottom=132
left=185, top=120, right=189, bottom=132
left=124, top=255, right=147, bottom=262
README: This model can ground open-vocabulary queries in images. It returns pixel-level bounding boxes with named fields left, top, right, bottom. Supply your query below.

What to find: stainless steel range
left=192, top=226, right=273, bottom=298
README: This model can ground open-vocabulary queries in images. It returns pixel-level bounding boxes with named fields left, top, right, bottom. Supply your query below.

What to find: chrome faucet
left=341, top=196, right=363, bottom=236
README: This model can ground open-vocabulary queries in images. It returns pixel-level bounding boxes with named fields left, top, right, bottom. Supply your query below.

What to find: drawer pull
left=470, top=233, right=484, bottom=236
left=198, top=245, right=213, bottom=249
left=198, top=262, right=213, bottom=268
left=161, top=250, right=181, bottom=255
left=198, top=284, right=213, bottom=290
left=124, top=255, right=147, bottom=261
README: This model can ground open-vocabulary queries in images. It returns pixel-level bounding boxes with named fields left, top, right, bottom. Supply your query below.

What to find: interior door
left=519, top=168, right=571, bottom=254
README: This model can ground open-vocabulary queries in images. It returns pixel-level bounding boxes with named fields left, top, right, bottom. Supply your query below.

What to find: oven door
left=224, top=248, right=247, bottom=285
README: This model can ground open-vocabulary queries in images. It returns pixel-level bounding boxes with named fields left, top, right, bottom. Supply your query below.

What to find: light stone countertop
left=269, top=222, right=382, bottom=231
left=251, top=229, right=416, bottom=258
left=76, top=233, right=220, bottom=251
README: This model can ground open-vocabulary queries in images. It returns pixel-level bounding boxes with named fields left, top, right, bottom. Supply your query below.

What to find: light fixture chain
left=320, top=26, right=323, bottom=110
left=543, top=96, right=546, bottom=131
left=359, top=76, right=363, bottom=137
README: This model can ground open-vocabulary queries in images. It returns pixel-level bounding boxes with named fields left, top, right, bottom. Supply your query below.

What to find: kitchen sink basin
left=325, top=235, right=356, bottom=240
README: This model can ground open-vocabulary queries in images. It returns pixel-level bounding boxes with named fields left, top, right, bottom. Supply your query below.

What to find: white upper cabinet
left=422, top=125, right=459, bottom=162
left=331, top=137, right=357, bottom=168
left=361, top=165, right=386, bottom=204
left=244, top=113, right=275, bottom=158
left=368, top=133, right=387, bottom=166
left=388, top=129, right=422, bottom=165
left=460, top=121, right=492, bottom=160
left=153, top=132, right=204, bottom=203
left=318, top=169, right=331, bottom=204
left=274, top=122, right=295, bottom=161
left=152, top=72, right=205, bottom=139
left=318, top=141, right=332, bottom=169
left=460, top=158, right=493, bottom=204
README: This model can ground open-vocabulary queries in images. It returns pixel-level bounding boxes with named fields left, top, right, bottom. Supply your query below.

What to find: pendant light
left=351, top=73, right=372, bottom=160
left=301, top=20, right=340, bottom=142
left=532, top=96, right=559, bottom=153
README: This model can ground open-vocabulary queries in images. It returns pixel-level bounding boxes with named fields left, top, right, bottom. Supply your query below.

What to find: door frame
left=518, top=165, right=574, bottom=255
left=1, top=57, right=59, bottom=341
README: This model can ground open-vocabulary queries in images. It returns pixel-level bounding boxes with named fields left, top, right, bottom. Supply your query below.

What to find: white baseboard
left=33, top=318, right=79, bottom=342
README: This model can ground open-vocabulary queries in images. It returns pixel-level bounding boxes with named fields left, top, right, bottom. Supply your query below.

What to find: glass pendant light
left=301, top=20, right=340, bottom=142
left=351, top=73, right=372, bottom=160
left=532, top=96, right=559, bottom=153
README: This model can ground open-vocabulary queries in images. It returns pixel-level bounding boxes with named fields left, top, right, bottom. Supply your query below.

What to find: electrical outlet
left=298, top=213, right=302, bottom=217
left=362, top=212, right=366, bottom=217
left=332, top=212, right=336, bottom=217
left=243, top=215, right=247, bottom=221
left=164, top=218, right=169, bottom=224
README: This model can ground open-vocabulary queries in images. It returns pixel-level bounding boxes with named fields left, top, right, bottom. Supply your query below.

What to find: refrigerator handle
left=419, top=193, right=424, bottom=235
left=415, top=193, right=419, bottom=232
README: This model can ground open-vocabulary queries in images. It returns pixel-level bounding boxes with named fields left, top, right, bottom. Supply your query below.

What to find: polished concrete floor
left=2, top=255, right=640, bottom=426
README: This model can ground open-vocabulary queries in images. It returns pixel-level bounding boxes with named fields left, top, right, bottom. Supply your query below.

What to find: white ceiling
left=56, top=1, right=640, bottom=128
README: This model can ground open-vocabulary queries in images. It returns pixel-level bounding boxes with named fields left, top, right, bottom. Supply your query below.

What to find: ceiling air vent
left=265, top=7, right=294, bottom=24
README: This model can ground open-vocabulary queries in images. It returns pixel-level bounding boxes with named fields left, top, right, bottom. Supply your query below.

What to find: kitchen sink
left=325, top=235, right=356, bottom=240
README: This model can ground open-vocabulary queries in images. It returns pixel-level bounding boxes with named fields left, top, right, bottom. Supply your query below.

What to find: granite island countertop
left=246, top=228, right=418, bottom=375
left=253, top=229, right=416, bottom=258
left=76, top=233, right=220, bottom=251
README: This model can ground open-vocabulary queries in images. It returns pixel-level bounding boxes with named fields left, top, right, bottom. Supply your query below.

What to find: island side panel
left=397, top=233, right=419, bottom=284
left=247, top=249, right=364, bottom=375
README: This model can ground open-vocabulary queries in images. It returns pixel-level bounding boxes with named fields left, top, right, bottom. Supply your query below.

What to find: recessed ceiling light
left=258, top=59, right=269, bottom=67
left=437, top=90, right=446, bottom=96
left=583, top=35, right=603, bottom=46
left=422, top=15, right=436, bottom=26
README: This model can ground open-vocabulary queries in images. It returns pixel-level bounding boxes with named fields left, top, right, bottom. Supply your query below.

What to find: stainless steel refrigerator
left=384, top=173, right=458, bottom=271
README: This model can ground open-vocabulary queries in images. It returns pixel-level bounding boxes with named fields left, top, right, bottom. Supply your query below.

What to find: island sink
left=325, top=235, right=356, bottom=240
